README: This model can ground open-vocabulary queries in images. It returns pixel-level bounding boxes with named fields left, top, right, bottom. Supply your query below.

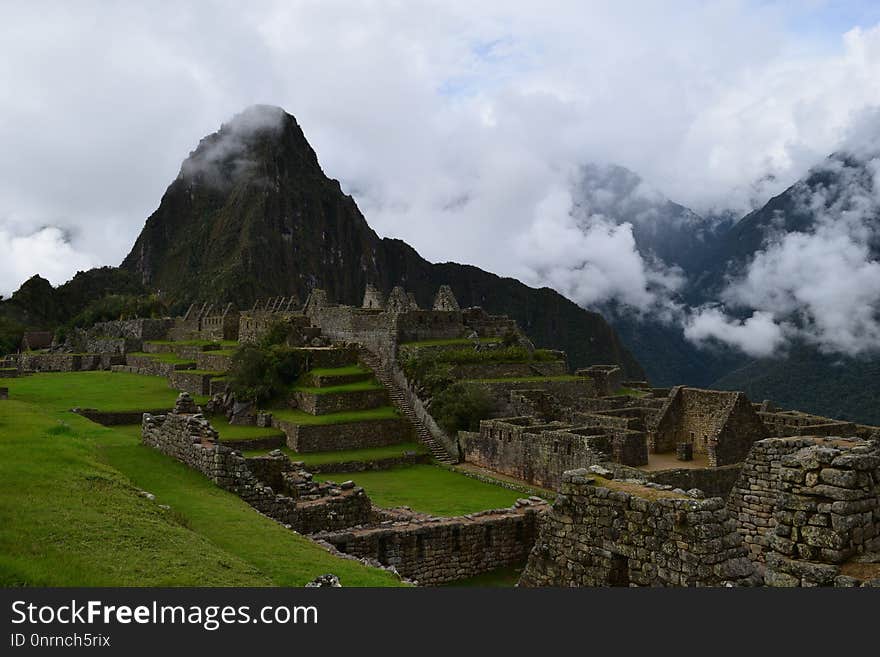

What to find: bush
left=429, top=383, right=492, bottom=435
left=0, top=316, right=24, bottom=355
left=227, top=344, right=307, bottom=405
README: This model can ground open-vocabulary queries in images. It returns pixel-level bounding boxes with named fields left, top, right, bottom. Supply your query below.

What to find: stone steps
left=358, top=348, right=455, bottom=464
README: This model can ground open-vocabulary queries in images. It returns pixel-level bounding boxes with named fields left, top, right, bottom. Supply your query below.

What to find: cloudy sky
left=3, top=1, right=880, bottom=355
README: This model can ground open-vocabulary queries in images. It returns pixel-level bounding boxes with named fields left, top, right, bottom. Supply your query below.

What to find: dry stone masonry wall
left=519, top=469, right=759, bottom=587
left=142, top=394, right=372, bottom=534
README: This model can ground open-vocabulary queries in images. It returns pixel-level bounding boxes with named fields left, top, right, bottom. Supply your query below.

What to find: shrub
left=227, top=344, right=307, bottom=405
left=429, top=383, right=493, bottom=434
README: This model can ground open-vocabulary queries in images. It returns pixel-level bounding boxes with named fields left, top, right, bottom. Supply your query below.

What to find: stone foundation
left=142, top=396, right=372, bottom=534
left=292, top=388, right=388, bottom=415
left=519, top=470, right=758, bottom=587
left=275, top=417, right=414, bottom=452
left=317, top=501, right=546, bottom=585
left=763, top=438, right=880, bottom=587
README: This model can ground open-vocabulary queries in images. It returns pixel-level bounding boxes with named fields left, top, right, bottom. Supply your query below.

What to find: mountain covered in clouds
left=576, top=150, right=880, bottom=423
left=121, top=105, right=642, bottom=376
left=570, top=164, right=735, bottom=278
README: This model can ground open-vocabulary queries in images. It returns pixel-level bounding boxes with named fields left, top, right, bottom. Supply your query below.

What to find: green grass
left=205, top=415, right=285, bottom=442
left=399, top=337, right=502, bottom=347
left=317, top=465, right=522, bottom=516
left=0, top=372, right=208, bottom=412
left=0, top=397, right=402, bottom=587
left=128, top=351, right=195, bottom=365
left=293, top=379, right=383, bottom=395
left=444, top=564, right=524, bottom=587
left=308, top=364, right=371, bottom=377
left=244, top=442, right=427, bottom=465
left=464, top=375, right=583, bottom=384
left=272, top=406, right=401, bottom=426
left=614, top=387, right=648, bottom=397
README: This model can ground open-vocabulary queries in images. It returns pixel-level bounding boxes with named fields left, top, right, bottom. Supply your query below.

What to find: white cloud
left=686, top=144, right=880, bottom=357
left=0, top=225, right=97, bottom=297
left=513, top=183, right=684, bottom=314
left=684, top=308, right=786, bottom=358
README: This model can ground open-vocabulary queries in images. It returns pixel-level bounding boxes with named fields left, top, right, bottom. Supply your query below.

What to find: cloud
left=0, top=224, right=97, bottom=297
left=684, top=308, right=786, bottom=358
left=513, top=182, right=684, bottom=314
left=179, top=105, right=286, bottom=187
left=685, top=139, right=880, bottom=357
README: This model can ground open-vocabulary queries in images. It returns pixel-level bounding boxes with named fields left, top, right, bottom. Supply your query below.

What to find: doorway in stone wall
left=607, top=553, right=630, bottom=587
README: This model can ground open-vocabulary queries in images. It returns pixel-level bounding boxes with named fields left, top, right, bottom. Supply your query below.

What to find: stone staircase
left=358, top=348, right=455, bottom=464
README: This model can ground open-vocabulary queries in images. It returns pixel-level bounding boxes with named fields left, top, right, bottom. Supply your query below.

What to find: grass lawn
left=317, top=465, right=522, bottom=516
left=464, top=375, right=583, bottom=383
left=205, top=415, right=285, bottom=442
left=614, top=387, right=649, bottom=397
left=400, top=337, right=501, bottom=348
left=0, top=371, right=208, bottom=412
left=0, top=399, right=402, bottom=587
left=293, top=379, right=383, bottom=395
left=444, top=564, right=525, bottom=587
left=243, top=442, right=427, bottom=465
left=272, top=406, right=401, bottom=425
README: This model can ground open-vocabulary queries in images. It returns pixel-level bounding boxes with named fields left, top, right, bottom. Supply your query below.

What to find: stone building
left=649, top=386, right=768, bottom=466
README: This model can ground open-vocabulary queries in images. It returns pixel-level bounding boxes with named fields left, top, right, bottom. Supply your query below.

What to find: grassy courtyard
left=317, top=465, right=523, bottom=516
left=271, top=405, right=401, bottom=425
left=0, top=387, right=402, bottom=586
left=0, top=371, right=207, bottom=411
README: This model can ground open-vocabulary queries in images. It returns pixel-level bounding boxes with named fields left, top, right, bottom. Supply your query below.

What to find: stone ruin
left=649, top=386, right=769, bottom=467
left=517, top=435, right=880, bottom=587
left=141, top=393, right=549, bottom=585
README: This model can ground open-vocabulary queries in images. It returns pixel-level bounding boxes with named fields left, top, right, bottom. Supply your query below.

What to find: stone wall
left=125, top=354, right=194, bottom=378
left=726, top=437, right=818, bottom=562
left=758, top=410, right=858, bottom=438
left=519, top=470, right=758, bottom=587
left=763, top=438, right=880, bottom=587
left=448, top=361, right=567, bottom=380
left=142, top=398, right=372, bottom=534
left=18, top=353, right=103, bottom=372
left=305, top=451, right=432, bottom=474
left=317, top=501, right=545, bottom=586
left=169, top=370, right=217, bottom=396
left=461, top=418, right=626, bottom=489
left=468, top=378, right=598, bottom=417
left=394, top=310, right=464, bottom=344
left=75, top=408, right=172, bottom=426
left=86, top=337, right=140, bottom=354
left=275, top=417, right=414, bottom=452
left=91, top=318, right=173, bottom=341
left=195, top=351, right=233, bottom=372
left=291, top=388, right=388, bottom=415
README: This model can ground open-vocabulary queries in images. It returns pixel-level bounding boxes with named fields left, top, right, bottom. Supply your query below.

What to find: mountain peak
left=177, top=105, right=318, bottom=188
